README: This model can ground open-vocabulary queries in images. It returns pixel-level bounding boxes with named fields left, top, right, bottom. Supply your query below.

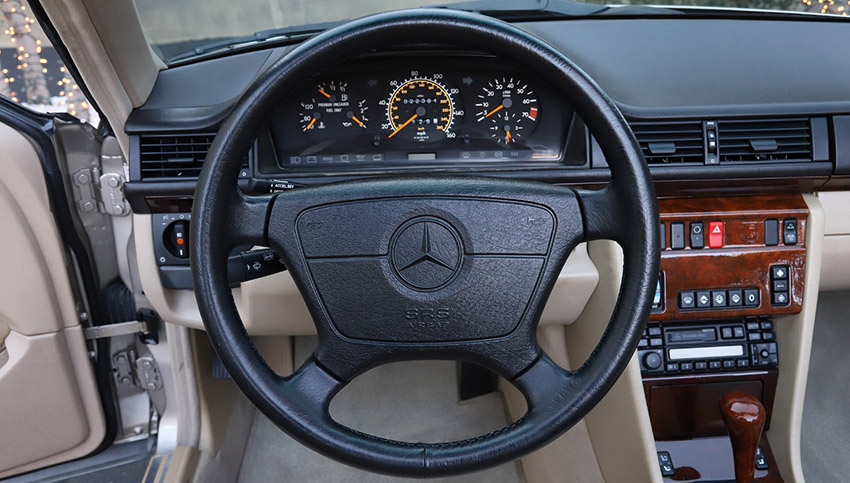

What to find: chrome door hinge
left=72, top=165, right=129, bottom=216
left=113, top=348, right=163, bottom=394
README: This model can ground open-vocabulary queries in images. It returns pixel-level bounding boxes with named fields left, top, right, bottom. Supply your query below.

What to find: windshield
left=134, top=0, right=848, bottom=64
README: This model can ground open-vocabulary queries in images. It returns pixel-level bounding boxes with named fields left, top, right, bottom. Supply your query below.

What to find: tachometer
left=475, top=77, right=539, bottom=144
left=299, top=81, right=368, bottom=138
left=385, top=75, right=456, bottom=143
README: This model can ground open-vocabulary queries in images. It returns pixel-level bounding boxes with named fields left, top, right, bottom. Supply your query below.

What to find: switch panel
left=770, top=265, right=790, bottom=306
left=655, top=194, right=807, bottom=322
left=678, top=287, right=758, bottom=311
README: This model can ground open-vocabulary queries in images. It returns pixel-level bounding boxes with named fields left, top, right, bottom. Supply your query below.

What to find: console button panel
left=639, top=318, right=778, bottom=376
left=653, top=194, right=807, bottom=322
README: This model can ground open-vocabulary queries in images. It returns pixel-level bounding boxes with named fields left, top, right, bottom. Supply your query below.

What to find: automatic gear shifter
left=719, top=391, right=766, bottom=483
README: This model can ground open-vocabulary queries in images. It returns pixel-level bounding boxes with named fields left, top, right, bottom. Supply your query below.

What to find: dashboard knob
left=643, top=351, right=663, bottom=370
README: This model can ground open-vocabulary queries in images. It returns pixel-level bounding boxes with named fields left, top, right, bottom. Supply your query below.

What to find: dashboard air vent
left=718, top=118, right=812, bottom=163
left=139, top=132, right=217, bottom=180
left=631, top=121, right=705, bottom=165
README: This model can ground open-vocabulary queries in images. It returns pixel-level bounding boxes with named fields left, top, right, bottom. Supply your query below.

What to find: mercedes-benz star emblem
left=390, top=217, right=462, bottom=290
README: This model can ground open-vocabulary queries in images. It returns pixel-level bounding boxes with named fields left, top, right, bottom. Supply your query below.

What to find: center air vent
left=631, top=121, right=705, bottom=165
left=717, top=118, right=813, bottom=163
left=139, top=133, right=217, bottom=180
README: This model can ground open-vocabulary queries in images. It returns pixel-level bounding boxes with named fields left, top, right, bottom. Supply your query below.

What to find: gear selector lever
left=719, top=391, right=766, bottom=483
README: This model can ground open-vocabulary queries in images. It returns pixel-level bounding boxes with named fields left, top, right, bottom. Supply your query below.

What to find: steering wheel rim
left=191, top=8, right=659, bottom=478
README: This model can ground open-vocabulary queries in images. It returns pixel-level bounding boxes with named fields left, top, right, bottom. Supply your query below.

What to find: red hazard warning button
left=708, top=221, right=724, bottom=248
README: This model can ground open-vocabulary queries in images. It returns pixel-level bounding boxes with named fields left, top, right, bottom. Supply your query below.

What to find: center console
left=643, top=194, right=808, bottom=482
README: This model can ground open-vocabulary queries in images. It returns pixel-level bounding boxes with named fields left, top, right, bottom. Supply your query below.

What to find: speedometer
left=385, top=75, right=456, bottom=143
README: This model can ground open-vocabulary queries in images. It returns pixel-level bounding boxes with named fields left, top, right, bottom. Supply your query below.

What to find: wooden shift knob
left=719, top=391, right=766, bottom=483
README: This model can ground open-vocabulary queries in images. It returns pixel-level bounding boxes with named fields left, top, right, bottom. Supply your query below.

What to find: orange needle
left=387, top=113, right=417, bottom=139
left=318, top=89, right=331, bottom=99
left=505, top=130, right=512, bottom=144
left=484, top=104, right=504, bottom=118
left=351, top=115, right=366, bottom=128
left=305, top=118, right=317, bottom=130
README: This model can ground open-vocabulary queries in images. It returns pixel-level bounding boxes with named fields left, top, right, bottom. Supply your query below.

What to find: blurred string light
left=0, top=0, right=88, bottom=119
left=801, top=0, right=850, bottom=15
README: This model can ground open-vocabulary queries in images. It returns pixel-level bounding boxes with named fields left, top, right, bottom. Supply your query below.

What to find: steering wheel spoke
left=228, top=192, right=276, bottom=247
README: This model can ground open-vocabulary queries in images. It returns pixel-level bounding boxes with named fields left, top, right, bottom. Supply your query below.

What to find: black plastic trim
left=0, top=98, right=118, bottom=455
left=832, top=116, right=850, bottom=175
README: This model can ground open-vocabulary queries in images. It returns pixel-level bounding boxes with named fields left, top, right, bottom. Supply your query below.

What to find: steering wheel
left=191, top=8, right=659, bottom=478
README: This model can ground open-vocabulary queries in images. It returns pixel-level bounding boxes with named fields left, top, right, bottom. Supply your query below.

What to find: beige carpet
left=237, top=359, right=524, bottom=482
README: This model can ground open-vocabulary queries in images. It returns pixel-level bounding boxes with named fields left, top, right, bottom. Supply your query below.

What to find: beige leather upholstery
left=0, top=121, right=105, bottom=478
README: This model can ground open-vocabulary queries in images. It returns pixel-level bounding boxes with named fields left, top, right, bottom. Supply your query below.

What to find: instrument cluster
left=267, top=55, right=571, bottom=171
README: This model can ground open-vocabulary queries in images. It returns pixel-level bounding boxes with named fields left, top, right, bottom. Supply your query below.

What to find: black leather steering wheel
left=191, top=8, right=659, bottom=478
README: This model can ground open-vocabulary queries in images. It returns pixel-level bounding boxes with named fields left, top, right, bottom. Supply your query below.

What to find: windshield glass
left=134, top=0, right=848, bottom=64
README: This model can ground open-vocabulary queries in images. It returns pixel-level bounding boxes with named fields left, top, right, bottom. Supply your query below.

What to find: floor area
left=237, top=360, right=524, bottom=482
left=801, top=291, right=850, bottom=483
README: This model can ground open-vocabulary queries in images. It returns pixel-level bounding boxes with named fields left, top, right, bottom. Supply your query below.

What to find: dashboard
left=267, top=54, right=571, bottom=171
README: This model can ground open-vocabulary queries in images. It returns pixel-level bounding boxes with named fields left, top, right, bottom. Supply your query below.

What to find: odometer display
left=386, top=76, right=455, bottom=143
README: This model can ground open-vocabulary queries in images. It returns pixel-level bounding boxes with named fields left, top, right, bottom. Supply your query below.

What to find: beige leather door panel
left=0, top=121, right=105, bottom=478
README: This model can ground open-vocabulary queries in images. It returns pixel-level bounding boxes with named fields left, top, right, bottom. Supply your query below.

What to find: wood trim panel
left=643, top=369, right=778, bottom=441
left=653, top=194, right=808, bottom=322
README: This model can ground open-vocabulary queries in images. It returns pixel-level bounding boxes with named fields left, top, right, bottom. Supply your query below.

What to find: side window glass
left=0, top=0, right=97, bottom=124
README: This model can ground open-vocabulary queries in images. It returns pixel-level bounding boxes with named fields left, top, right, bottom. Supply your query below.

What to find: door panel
left=0, top=121, right=105, bottom=477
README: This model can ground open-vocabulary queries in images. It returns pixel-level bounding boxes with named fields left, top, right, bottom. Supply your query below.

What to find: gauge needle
left=351, top=115, right=366, bottom=128
left=387, top=113, right=418, bottom=139
left=318, top=89, right=331, bottom=99
left=505, top=130, right=512, bottom=144
left=306, top=118, right=317, bottom=130
left=484, top=104, right=504, bottom=118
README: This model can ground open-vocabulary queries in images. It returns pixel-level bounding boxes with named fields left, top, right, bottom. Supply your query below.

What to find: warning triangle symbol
left=712, top=225, right=722, bottom=234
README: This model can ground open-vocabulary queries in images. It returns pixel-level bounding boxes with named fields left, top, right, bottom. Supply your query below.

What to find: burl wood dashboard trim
left=652, top=194, right=808, bottom=322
